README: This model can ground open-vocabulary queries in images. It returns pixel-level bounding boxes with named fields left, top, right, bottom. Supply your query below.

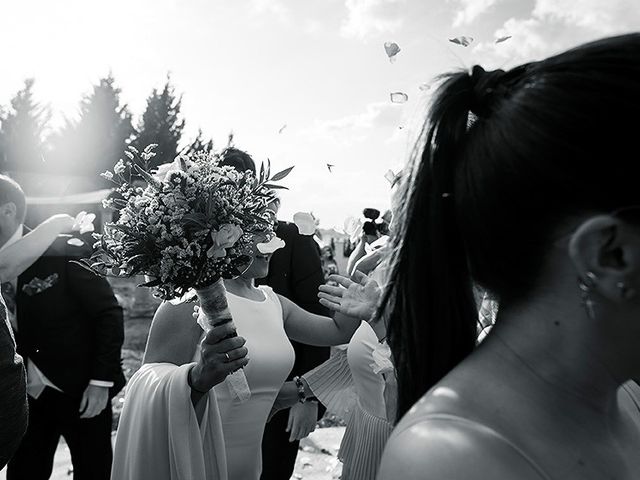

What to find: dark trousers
left=260, top=409, right=300, bottom=480
left=7, top=387, right=113, bottom=480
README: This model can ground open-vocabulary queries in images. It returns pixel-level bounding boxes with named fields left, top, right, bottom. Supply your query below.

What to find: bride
left=111, top=227, right=362, bottom=480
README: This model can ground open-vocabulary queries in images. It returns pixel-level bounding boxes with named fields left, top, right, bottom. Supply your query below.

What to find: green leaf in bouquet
left=259, top=161, right=265, bottom=184
left=266, top=158, right=271, bottom=180
left=69, top=259, right=101, bottom=275
left=269, top=166, right=294, bottom=182
left=181, top=213, right=209, bottom=229
left=138, top=277, right=161, bottom=288
left=132, top=163, right=162, bottom=190
left=262, top=183, right=289, bottom=190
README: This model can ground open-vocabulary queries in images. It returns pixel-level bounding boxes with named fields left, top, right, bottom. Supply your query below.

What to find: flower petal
left=257, top=236, right=286, bottom=254
left=293, top=212, right=316, bottom=236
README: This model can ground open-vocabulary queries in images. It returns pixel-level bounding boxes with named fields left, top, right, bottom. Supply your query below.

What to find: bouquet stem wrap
left=196, top=278, right=251, bottom=403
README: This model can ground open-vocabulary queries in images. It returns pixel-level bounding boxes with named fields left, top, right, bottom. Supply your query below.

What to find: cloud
left=341, top=0, right=405, bottom=40
left=249, top=0, right=290, bottom=22
left=532, top=0, right=639, bottom=33
left=473, top=0, right=640, bottom=65
left=452, top=0, right=502, bottom=27
left=305, top=101, right=405, bottom=144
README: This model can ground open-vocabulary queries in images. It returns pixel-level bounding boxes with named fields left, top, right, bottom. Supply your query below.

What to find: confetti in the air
left=257, top=236, right=286, bottom=254
left=384, top=42, right=401, bottom=62
left=495, top=35, right=512, bottom=44
left=293, top=212, right=317, bottom=236
left=67, top=238, right=84, bottom=247
left=449, top=36, right=474, bottom=47
left=390, top=92, right=409, bottom=104
left=384, top=169, right=397, bottom=185
left=418, top=83, right=432, bottom=91
left=326, top=163, right=335, bottom=172
left=278, top=124, right=287, bottom=134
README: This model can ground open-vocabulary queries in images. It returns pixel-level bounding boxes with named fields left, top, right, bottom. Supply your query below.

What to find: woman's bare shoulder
left=378, top=410, right=548, bottom=480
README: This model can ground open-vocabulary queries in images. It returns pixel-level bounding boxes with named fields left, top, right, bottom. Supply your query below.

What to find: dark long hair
left=381, top=33, right=640, bottom=421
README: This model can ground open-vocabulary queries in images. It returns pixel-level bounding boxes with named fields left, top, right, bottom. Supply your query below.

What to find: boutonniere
left=22, top=273, right=59, bottom=296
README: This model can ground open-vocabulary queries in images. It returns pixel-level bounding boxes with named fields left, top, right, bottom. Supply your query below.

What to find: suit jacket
left=257, top=221, right=330, bottom=380
left=0, top=295, right=27, bottom=468
left=15, top=235, right=125, bottom=399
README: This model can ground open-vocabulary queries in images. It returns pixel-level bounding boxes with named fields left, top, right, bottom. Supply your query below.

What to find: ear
left=568, top=215, right=640, bottom=303
left=0, top=202, right=17, bottom=220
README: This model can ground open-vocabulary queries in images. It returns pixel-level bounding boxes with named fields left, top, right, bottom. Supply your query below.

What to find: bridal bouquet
left=77, top=144, right=292, bottom=402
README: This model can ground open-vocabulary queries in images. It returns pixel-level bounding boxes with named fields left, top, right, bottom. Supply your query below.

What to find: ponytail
left=382, top=70, right=492, bottom=421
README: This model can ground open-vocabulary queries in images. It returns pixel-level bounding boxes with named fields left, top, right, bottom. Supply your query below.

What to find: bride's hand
left=268, top=381, right=299, bottom=421
left=318, top=271, right=381, bottom=321
left=189, top=322, right=249, bottom=393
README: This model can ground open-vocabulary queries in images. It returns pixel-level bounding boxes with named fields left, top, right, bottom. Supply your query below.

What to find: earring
left=578, top=271, right=597, bottom=319
left=616, top=281, right=637, bottom=300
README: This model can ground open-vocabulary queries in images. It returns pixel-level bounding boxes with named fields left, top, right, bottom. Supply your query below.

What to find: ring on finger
left=224, top=352, right=231, bottom=362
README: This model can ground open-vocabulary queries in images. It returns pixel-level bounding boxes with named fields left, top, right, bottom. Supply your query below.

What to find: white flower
left=100, top=171, right=114, bottom=180
left=257, top=236, right=286, bottom=254
left=152, top=158, right=183, bottom=182
left=72, top=211, right=96, bottom=234
left=114, top=159, right=126, bottom=175
left=293, top=212, right=316, bottom=236
left=207, top=224, right=244, bottom=258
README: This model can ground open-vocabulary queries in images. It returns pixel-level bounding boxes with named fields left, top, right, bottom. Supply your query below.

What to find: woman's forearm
left=347, top=240, right=367, bottom=276
left=188, top=365, right=209, bottom=422
left=0, top=215, right=71, bottom=282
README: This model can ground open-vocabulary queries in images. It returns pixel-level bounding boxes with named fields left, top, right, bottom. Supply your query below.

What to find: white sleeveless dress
left=196, top=286, right=295, bottom=480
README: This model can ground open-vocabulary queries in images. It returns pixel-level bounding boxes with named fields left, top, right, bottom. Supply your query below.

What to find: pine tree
left=182, top=128, right=214, bottom=156
left=50, top=74, right=134, bottom=188
left=0, top=79, right=50, bottom=173
left=132, top=76, right=185, bottom=169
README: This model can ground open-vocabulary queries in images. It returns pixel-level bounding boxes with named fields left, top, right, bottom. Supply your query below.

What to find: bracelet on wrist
left=293, top=376, right=307, bottom=403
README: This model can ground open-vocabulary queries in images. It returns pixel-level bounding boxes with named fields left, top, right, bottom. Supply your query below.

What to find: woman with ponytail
left=376, top=34, right=640, bottom=479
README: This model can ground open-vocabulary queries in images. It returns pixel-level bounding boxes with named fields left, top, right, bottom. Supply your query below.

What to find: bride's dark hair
left=381, top=33, right=640, bottom=422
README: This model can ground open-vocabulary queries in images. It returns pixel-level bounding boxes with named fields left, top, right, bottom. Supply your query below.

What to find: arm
left=352, top=247, right=385, bottom=277
left=346, top=237, right=367, bottom=276
left=378, top=418, right=547, bottom=480
left=0, top=214, right=74, bottom=282
left=280, top=294, right=360, bottom=347
left=143, top=301, right=203, bottom=366
left=144, top=301, right=208, bottom=415
left=144, top=301, right=248, bottom=418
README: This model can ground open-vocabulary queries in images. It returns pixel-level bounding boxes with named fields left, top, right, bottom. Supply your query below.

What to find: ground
left=0, top=427, right=346, bottom=480
left=1, top=276, right=346, bottom=480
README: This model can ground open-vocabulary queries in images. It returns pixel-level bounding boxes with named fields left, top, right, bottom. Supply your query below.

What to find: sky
left=0, top=0, right=638, bottom=228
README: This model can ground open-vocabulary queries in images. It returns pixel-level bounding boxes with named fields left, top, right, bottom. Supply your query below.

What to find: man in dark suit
left=258, top=217, right=330, bottom=480
left=0, top=176, right=125, bottom=480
